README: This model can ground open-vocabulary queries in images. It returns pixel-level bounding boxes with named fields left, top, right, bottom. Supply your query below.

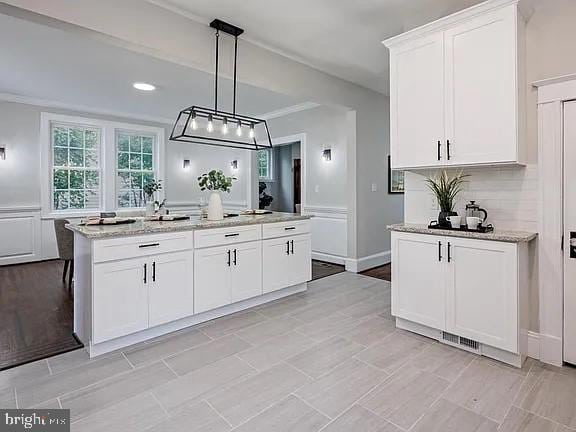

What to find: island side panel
left=73, top=232, right=93, bottom=345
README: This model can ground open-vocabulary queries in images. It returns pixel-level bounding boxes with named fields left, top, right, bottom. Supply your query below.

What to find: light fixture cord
left=233, top=35, right=238, bottom=117
left=214, top=29, right=220, bottom=112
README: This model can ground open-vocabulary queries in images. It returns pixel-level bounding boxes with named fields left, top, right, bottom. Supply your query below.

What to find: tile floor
left=1, top=272, right=575, bottom=431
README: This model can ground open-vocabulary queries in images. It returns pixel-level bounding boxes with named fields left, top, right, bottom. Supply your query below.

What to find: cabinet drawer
left=93, top=232, right=193, bottom=263
left=262, top=220, right=310, bottom=239
left=194, top=224, right=261, bottom=249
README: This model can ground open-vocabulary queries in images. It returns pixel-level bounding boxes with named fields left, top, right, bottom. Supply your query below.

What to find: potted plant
left=426, top=170, right=468, bottom=227
left=198, top=170, right=236, bottom=220
left=143, top=179, right=162, bottom=216
left=259, top=182, right=274, bottom=210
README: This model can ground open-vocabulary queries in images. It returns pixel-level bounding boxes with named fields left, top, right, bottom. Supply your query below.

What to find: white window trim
left=258, top=148, right=274, bottom=182
left=40, top=112, right=165, bottom=219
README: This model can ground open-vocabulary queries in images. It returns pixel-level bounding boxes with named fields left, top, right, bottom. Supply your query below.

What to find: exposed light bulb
left=249, top=123, right=255, bottom=139
left=222, top=118, right=228, bottom=135
left=190, top=112, right=198, bottom=130
left=236, top=121, right=243, bottom=137
left=207, top=114, right=214, bottom=133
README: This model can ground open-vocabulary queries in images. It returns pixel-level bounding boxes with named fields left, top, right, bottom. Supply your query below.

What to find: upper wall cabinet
left=384, top=0, right=526, bottom=169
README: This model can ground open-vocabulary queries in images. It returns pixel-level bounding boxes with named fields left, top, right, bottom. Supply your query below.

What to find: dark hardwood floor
left=361, top=263, right=392, bottom=281
left=0, top=260, right=81, bottom=370
left=311, top=260, right=346, bottom=281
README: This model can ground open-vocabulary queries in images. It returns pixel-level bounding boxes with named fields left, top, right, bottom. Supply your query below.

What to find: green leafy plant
left=259, top=182, right=273, bottom=209
left=143, top=179, right=162, bottom=203
left=198, top=170, right=236, bottom=193
left=425, top=171, right=468, bottom=212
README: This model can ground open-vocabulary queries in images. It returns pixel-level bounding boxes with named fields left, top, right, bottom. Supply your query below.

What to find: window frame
left=41, top=112, right=165, bottom=218
left=258, top=148, right=274, bottom=181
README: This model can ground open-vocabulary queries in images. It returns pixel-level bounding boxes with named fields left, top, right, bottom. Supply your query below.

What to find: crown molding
left=258, top=102, right=320, bottom=121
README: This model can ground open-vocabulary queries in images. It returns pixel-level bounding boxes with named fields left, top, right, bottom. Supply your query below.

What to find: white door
left=390, top=32, right=445, bottom=168
left=564, top=101, right=576, bottom=364
left=93, top=257, right=148, bottom=343
left=194, top=246, right=231, bottom=314
left=444, top=7, right=518, bottom=165
left=263, top=237, right=295, bottom=294
left=446, top=237, right=518, bottom=353
left=149, top=251, right=194, bottom=327
left=290, top=234, right=312, bottom=286
left=391, top=232, right=446, bottom=329
left=231, top=241, right=263, bottom=303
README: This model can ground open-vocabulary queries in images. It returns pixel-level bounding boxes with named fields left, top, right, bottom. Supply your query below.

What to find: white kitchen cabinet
left=446, top=238, right=518, bottom=352
left=263, top=234, right=312, bottom=294
left=391, top=232, right=446, bottom=330
left=384, top=1, right=526, bottom=169
left=93, top=257, right=149, bottom=343
left=148, top=251, right=194, bottom=327
left=231, top=241, right=263, bottom=303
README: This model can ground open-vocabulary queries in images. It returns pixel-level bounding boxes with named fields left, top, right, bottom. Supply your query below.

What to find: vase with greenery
left=143, top=179, right=162, bottom=216
left=198, top=170, right=236, bottom=220
left=426, top=171, right=468, bottom=227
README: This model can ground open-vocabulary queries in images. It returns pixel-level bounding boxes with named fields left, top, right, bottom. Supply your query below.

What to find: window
left=51, top=123, right=101, bottom=211
left=116, top=132, right=156, bottom=208
left=258, top=149, right=272, bottom=180
left=42, top=113, right=164, bottom=216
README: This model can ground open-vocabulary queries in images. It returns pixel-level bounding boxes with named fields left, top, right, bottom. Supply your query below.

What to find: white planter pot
left=207, top=192, right=224, bottom=220
left=145, top=202, right=156, bottom=216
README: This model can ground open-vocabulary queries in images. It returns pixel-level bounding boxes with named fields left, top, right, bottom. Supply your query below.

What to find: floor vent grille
left=442, top=331, right=480, bottom=353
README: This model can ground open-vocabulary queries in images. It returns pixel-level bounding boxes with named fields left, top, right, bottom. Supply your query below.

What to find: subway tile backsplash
left=404, top=165, right=538, bottom=232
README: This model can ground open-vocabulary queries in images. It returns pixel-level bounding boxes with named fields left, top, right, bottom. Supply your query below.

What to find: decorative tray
left=82, top=218, right=136, bottom=226
left=145, top=215, right=190, bottom=222
left=428, top=221, right=495, bottom=233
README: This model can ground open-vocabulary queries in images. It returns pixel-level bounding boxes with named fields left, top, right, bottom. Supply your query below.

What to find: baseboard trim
left=539, top=332, right=563, bottom=366
left=346, top=250, right=391, bottom=273
left=312, top=252, right=346, bottom=266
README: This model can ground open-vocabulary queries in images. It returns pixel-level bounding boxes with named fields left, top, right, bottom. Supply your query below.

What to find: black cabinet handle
left=447, top=139, right=451, bottom=160
left=286, top=241, right=290, bottom=255
left=233, top=249, right=237, bottom=266
left=448, top=242, right=452, bottom=262
left=284, top=226, right=296, bottom=231
left=438, top=241, right=442, bottom=262
left=144, top=263, right=147, bottom=284
left=139, top=243, right=160, bottom=248
left=437, top=141, right=441, bottom=161
left=227, top=250, right=231, bottom=266
left=291, top=240, right=294, bottom=255
left=225, top=233, right=240, bottom=238
left=152, top=261, right=156, bottom=282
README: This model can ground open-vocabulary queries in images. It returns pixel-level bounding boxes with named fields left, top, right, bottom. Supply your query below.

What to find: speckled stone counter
left=388, top=223, right=537, bottom=243
left=67, top=213, right=313, bottom=239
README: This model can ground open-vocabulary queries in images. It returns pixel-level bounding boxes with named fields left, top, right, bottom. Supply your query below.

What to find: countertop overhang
left=388, top=223, right=537, bottom=243
left=67, top=212, right=313, bottom=239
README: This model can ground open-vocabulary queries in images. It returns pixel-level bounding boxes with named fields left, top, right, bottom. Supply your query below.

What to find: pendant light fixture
left=170, top=19, right=273, bottom=151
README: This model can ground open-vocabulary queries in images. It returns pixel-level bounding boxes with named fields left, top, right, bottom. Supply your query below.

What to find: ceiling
left=152, top=0, right=486, bottom=94
left=0, top=13, right=306, bottom=123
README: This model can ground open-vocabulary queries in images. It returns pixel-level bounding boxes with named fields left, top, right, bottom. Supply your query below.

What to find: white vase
left=145, top=202, right=155, bottom=216
left=207, top=192, right=224, bottom=221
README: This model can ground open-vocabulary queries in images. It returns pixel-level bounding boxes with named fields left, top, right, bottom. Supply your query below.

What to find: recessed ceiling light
left=133, top=82, right=156, bottom=91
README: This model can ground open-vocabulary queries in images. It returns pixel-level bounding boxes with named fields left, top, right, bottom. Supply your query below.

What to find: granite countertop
left=387, top=223, right=538, bottom=243
left=67, top=212, right=313, bottom=239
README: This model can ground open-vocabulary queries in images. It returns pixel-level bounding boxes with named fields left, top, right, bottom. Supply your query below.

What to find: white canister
left=207, top=191, right=224, bottom=221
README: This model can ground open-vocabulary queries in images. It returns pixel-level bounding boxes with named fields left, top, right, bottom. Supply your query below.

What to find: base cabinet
left=392, top=231, right=522, bottom=353
left=263, top=234, right=311, bottom=294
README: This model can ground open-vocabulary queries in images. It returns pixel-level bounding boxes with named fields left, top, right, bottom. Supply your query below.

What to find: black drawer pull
left=284, top=226, right=296, bottom=231
left=225, top=233, right=240, bottom=238
left=139, top=243, right=160, bottom=248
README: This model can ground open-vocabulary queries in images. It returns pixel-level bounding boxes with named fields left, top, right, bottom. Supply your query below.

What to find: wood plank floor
left=0, top=260, right=81, bottom=370
left=360, top=264, right=391, bottom=282
left=311, top=260, right=345, bottom=281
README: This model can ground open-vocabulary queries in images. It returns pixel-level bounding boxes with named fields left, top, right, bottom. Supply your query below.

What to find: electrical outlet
left=314, top=185, right=320, bottom=193
left=430, top=196, right=438, bottom=210
left=371, top=183, right=377, bottom=192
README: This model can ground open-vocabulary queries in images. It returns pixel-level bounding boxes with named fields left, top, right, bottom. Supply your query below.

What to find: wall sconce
left=0, top=147, right=5, bottom=161
left=183, top=159, right=190, bottom=170
left=230, top=160, right=238, bottom=170
left=322, top=148, right=332, bottom=162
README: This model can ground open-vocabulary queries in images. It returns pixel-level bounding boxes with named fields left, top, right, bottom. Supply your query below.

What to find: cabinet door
left=231, top=241, right=263, bottom=303
left=194, top=246, right=231, bottom=314
left=446, top=238, right=518, bottom=352
left=149, top=251, right=194, bottom=327
left=390, top=32, right=445, bottom=168
left=262, top=237, right=295, bottom=294
left=391, top=232, right=446, bottom=329
left=444, top=6, right=518, bottom=165
left=290, top=234, right=312, bottom=286
left=93, top=258, right=148, bottom=343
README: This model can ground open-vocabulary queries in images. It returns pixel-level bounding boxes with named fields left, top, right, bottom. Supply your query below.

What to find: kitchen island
left=67, top=213, right=312, bottom=357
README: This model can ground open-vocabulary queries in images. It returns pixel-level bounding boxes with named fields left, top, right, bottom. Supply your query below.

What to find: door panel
left=391, top=33, right=445, bottom=168
left=149, top=251, right=194, bottom=327
left=231, top=241, right=263, bottom=303
left=93, top=258, right=148, bottom=343
left=263, top=237, right=295, bottom=294
left=446, top=238, right=518, bottom=352
left=194, top=246, right=231, bottom=313
left=291, top=234, right=312, bottom=286
left=391, top=232, right=446, bottom=329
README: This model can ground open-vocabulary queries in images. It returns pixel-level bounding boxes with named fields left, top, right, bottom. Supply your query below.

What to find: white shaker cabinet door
left=93, top=257, right=149, bottom=343
left=231, top=241, right=263, bottom=303
left=262, top=237, right=293, bottom=294
left=194, top=245, right=232, bottom=314
left=290, top=234, right=312, bottom=286
left=149, top=251, right=194, bottom=327
left=444, top=7, right=518, bottom=165
left=446, top=237, right=518, bottom=352
left=390, top=32, right=445, bottom=169
left=391, top=232, right=446, bottom=329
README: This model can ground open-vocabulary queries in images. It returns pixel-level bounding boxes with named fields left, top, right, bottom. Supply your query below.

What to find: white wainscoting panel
left=303, top=206, right=347, bottom=265
left=0, top=207, right=42, bottom=265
